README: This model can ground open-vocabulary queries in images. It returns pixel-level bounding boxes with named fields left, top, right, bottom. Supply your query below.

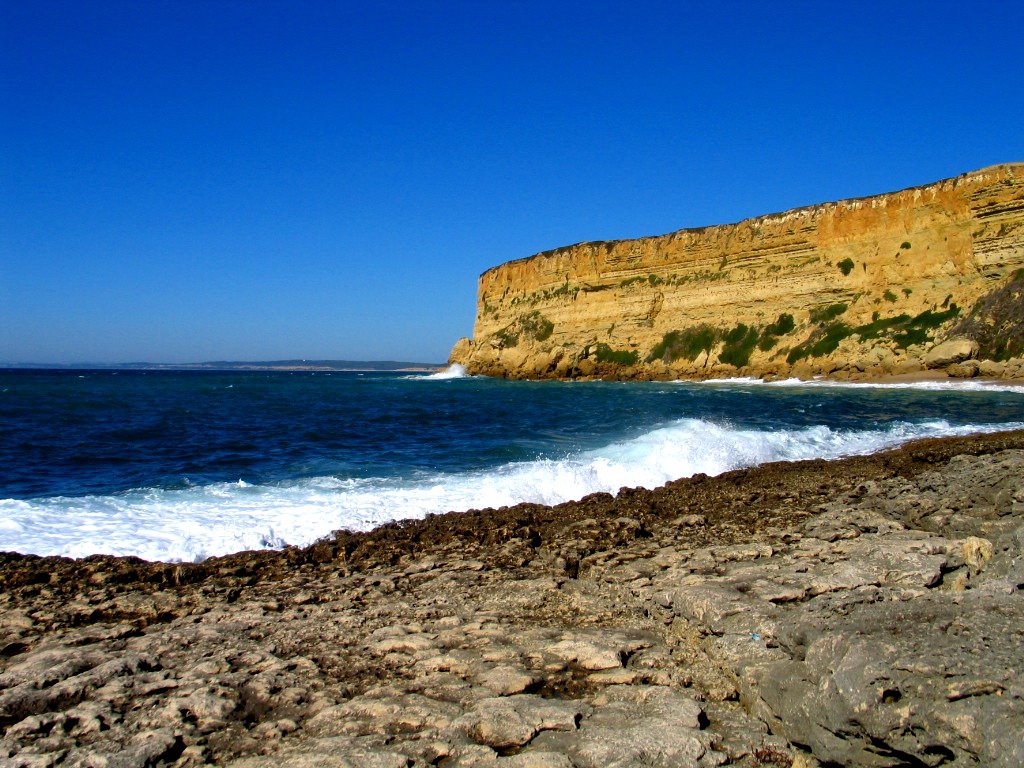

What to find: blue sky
left=2, top=1, right=1022, bottom=364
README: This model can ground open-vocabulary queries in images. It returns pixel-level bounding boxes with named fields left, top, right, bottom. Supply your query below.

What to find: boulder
left=978, top=359, right=1005, bottom=377
left=947, top=360, right=980, bottom=378
left=924, top=338, right=979, bottom=368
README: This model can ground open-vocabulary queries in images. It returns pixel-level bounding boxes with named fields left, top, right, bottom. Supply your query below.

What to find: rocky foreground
left=3, top=432, right=1024, bottom=768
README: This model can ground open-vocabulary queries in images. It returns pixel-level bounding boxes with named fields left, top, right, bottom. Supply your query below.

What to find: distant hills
left=1, top=360, right=443, bottom=372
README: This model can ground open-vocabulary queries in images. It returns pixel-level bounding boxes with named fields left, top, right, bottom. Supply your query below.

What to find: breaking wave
left=2, top=417, right=1018, bottom=563
left=417, top=364, right=470, bottom=380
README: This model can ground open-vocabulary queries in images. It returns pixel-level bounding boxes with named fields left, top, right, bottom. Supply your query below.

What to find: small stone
left=962, top=536, right=994, bottom=575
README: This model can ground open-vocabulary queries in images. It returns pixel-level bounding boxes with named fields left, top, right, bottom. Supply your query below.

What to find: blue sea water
left=2, top=366, right=1024, bottom=562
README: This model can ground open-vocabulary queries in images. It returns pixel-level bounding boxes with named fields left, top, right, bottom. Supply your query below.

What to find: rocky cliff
left=450, top=163, right=1024, bottom=380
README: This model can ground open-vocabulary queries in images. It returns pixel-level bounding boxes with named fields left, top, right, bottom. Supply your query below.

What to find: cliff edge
left=451, top=163, right=1024, bottom=380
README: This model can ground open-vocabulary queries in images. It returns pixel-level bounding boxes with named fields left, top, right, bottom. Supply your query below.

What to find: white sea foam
left=417, top=364, right=469, bottom=380
left=1, top=418, right=1020, bottom=562
left=688, top=377, right=1024, bottom=395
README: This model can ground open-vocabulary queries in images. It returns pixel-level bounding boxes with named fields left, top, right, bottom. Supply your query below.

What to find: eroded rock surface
left=451, top=163, right=1024, bottom=381
left=2, top=431, right=1024, bottom=767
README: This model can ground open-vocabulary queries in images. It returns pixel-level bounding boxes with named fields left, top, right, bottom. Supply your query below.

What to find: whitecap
left=415, top=363, right=470, bottom=380
left=2, top=417, right=1020, bottom=563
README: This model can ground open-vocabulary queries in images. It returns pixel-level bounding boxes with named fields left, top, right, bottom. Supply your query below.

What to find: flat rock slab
left=463, top=695, right=586, bottom=749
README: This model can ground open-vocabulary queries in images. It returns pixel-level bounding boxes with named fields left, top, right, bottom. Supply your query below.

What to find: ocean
left=2, top=366, right=1024, bottom=562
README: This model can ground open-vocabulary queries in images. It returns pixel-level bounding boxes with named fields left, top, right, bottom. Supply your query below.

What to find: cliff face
left=450, top=163, right=1024, bottom=380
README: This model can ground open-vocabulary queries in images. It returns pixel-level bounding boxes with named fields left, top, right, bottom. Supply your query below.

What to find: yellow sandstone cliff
left=450, top=163, right=1024, bottom=380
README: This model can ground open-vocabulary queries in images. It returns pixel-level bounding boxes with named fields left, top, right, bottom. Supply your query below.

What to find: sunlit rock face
left=451, top=163, right=1024, bottom=380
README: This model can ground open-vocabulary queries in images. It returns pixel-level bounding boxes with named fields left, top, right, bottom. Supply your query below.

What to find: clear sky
left=2, top=1, right=1022, bottom=364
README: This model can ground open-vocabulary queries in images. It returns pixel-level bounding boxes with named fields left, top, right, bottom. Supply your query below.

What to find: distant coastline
left=0, top=359, right=444, bottom=373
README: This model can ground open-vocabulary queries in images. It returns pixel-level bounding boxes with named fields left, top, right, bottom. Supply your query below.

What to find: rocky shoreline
left=3, top=430, right=1024, bottom=767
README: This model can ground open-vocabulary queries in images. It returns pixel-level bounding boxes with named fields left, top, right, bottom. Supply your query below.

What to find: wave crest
left=2, top=418, right=1019, bottom=563
left=419, top=364, right=469, bottom=380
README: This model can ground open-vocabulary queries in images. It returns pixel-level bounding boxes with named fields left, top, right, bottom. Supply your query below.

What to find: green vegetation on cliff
left=718, top=324, right=759, bottom=367
left=809, top=303, right=848, bottom=324
left=951, top=269, right=1024, bottom=361
left=647, top=326, right=718, bottom=363
left=494, top=327, right=519, bottom=348
left=647, top=313, right=801, bottom=368
left=787, top=305, right=962, bottom=364
left=594, top=344, right=639, bottom=365
left=787, top=323, right=855, bottom=364
left=758, top=313, right=796, bottom=351
left=521, top=311, right=554, bottom=342
left=492, top=311, right=555, bottom=348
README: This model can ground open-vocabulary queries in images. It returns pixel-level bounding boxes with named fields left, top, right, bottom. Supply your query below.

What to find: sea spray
left=2, top=369, right=1023, bottom=561
left=417, top=363, right=470, bottom=380
left=2, top=417, right=1021, bottom=562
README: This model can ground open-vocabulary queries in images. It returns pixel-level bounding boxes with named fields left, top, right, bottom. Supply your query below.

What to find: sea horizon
left=0, top=358, right=446, bottom=372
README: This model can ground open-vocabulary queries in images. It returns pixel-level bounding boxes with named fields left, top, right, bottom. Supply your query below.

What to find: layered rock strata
left=3, top=430, right=1024, bottom=767
left=450, top=163, right=1024, bottom=380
